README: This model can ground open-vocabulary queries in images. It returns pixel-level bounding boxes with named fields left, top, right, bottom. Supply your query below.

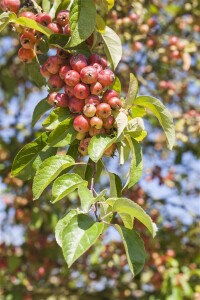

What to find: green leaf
left=96, top=14, right=106, bottom=33
left=124, top=137, right=143, bottom=189
left=106, top=197, right=157, bottom=237
left=134, top=96, right=175, bottom=150
left=16, top=17, right=52, bottom=36
left=56, top=0, right=71, bottom=16
left=65, top=41, right=91, bottom=56
left=115, top=225, right=146, bottom=276
left=132, top=106, right=146, bottom=118
left=32, top=98, right=52, bottom=128
left=62, top=214, right=104, bottom=267
left=125, top=117, right=147, bottom=141
left=42, top=0, right=51, bottom=12
left=0, top=12, right=16, bottom=32
left=52, top=173, right=87, bottom=203
left=49, top=0, right=62, bottom=19
left=111, top=76, right=121, bottom=94
left=42, top=107, right=71, bottom=130
left=98, top=0, right=115, bottom=13
left=113, top=110, right=128, bottom=140
left=68, top=0, right=96, bottom=47
left=92, top=189, right=107, bottom=205
left=102, top=26, right=122, bottom=70
left=125, top=74, right=138, bottom=109
left=100, top=202, right=113, bottom=224
left=55, top=210, right=78, bottom=247
left=117, top=139, right=130, bottom=165
left=118, top=213, right=133, bottom=229
left=49, top=34, right=70, bottom=48
left=109, top=172, right=122, bottom=197
left=78, top=185, right=93, bottom=212
left=88, top=135, right=116, bottom=163
left=11, top=133, right=50, bottom=178
left=47, top=119, right=77, bottom=147
left=25, top=59, right=46, bottom=87
left=33, top=155, right=75, bottom=200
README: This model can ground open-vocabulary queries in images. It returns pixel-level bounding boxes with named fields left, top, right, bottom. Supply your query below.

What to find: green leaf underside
left=125, top=118, right=147, bottom=141
left=55, top=210, right=78, bottom=247
left=11, top=133, right=49, bottom=178
left=25, top=59, right=46, bottom=87
left=125, top=73, right=138, bottom=109
left=115, top=225, right=146, bottom=277
left=47, top=118, right=77, bottom=147
left=33, top=155, right=75, bottom=200
left=117, top=140, right=130, bottom=165
left=118, top=213, right=133, bottom=229
left=78, top=185, right=93, bottom=212
left=113, top=110, right=128, bottom=140
left=92, top=189, right=107, bottom=205
left=111, top=76, right=121, bottom=94
left=106, top=197, right=157, bottom=237
left=52, top=173, right=87, bottom=203
left=68, top=0, right=96, bottom=47
left=124, top=137, right=143, bottom=189
left=100, top=202, right=113, bottom=224
left=102, top=26, right=122, bottom=70
left=32, top=98, right=52, bottom=128
left=134, top=96, right=175, bottom=150
left=62, top=214, right=104, bottom=267
left=109, top=172, right=122, bottom=197
left=42, top=107, right=71, bottom=130
left=88, top=135, right=116, bottom=162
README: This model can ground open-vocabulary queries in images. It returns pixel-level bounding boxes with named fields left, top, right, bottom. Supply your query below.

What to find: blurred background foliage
left=0, top=0, right=200, bottom=299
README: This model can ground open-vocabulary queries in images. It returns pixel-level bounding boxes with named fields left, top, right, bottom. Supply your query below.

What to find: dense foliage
left=0, top=0, right=199, bottom=299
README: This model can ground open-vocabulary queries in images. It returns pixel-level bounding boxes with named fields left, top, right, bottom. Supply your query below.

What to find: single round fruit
left=108, top=97, right=123, bottom=110
left=56, top=10, right=69, bottom=26
left=90, top=63, right=103, bottom=73
left=104, top=143, right=116, bottom=157
left=90, top=116, right=103, bottom=129
left=100, top=57, right=108, bottom=69
left=40, top=64, right=50, bottom=78
left=78, top=138, right=91, bottom=156
left=4, top=0, right=20, bottom=13
left=48, top=22, right=63, bottom=34
left=45, top=55, right=63, bottom=74
left=73, top=83, right=90, bottom=100
left=98, top=69, right=115, bottom=87
left=96, top=103, right=112, bottom=119
left=36, top=13, right=52, bottom=26
left=47, top=92, right=57, bottom=106
left=73, top=115, right=90, bottom=133
left=80, top=66, right=98, bottom=84
left=19, top=11, right=36, bottom=20
left=59, top=65, right=71, bottom=80
left=76, top=132, right=86, bottom=140
left=20, top=31, right=36, bottom=49
left=103, top=115, right=115, bottom=129
left=54, top=93, right=68, bottom=107
left=89, top=53, right=101, bottom=65
left=85, top=95, right=101, bottom=106
left=68, top=96, right=85, bottom=113
left=90, top=81, right=103, bottom=95
left=49, top=74, right=65, bottom=89
left=65, top=85, right=74, bottom=97
left=18, top=48, right=35, bottom=63
left=64, top=70, right=80, bottom=87
left=70, top=54, right=88, bottom=73
left=102, top=89, right=118, bottom=103
left=63, top=24, right=71, bottom=35
left=83, top=104, right=96, bottom=117
left=89, top=127, right=105, bottom=137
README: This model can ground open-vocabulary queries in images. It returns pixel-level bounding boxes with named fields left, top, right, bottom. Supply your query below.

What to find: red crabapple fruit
left=73, top=115, right=90, bottom=133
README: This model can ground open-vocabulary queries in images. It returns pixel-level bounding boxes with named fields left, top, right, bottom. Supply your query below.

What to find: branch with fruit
left=0, top=0, right=175, bottom=277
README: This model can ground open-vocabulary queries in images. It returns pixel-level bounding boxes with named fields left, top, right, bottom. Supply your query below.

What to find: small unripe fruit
left=90, top=81, right=103, bottom=95
left=48, top=92, right=57, bottom=106
left=49, top=74, right=65, bottom=89
left=76, top=132, right=86, bottom=140
left=78, top=138, right=91, bottom=155
left=65, top=85, right=74, bottom=97
left=73, top=83, right=90, bottom=100
left=36, top=13, right=52, bottom=26
left=85, top=95, right=101, bottom=106
left=83, top=104, right=96, bottom=117
left=102, top=89, right=118, bottom=103
left=59, top=65, right=71, bottom=80
left=40, top=64, right=51, bottom=78
left=45, top=56, right=63, bottom=74
left=169, top=36, right=178, bottom=45
left=18, top=48, right=35, bottom=63
left=4, top=0, right=20, bottom=13
left=98, top=69, right=115, bottom=87
left=56, top=10, right=69, bottom=26
left=103, top=115, right=115, bottom=129
left=108, top=97, right=123, bottom=110
left=132, top=41, right=143, bottom=52
left=80, top=66, right=98, bottom=84
left=68, top=96, right=85, bottom=113
left=54, top=93, right=68, bottom=107
left=48, top=22, right=63, bottom=34
left=20, top=31, right=36, bottom=49
left=96, top=103, right=112, bottom=119
left=70, top=54, right=88, bottom=73
left=147, top=17, right=157, bottom=27
left=90, top=116, right=103, bottom=129
left=73, top=115, right=90, bottom=133
left=139, top=24, right=149, bottom=34
left=64, top=70, right=80, bottom=87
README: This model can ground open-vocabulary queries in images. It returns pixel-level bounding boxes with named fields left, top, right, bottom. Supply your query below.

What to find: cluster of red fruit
left=44, top=52, right=123, bottom=156
left=0, top=0, right=72, bottom=63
